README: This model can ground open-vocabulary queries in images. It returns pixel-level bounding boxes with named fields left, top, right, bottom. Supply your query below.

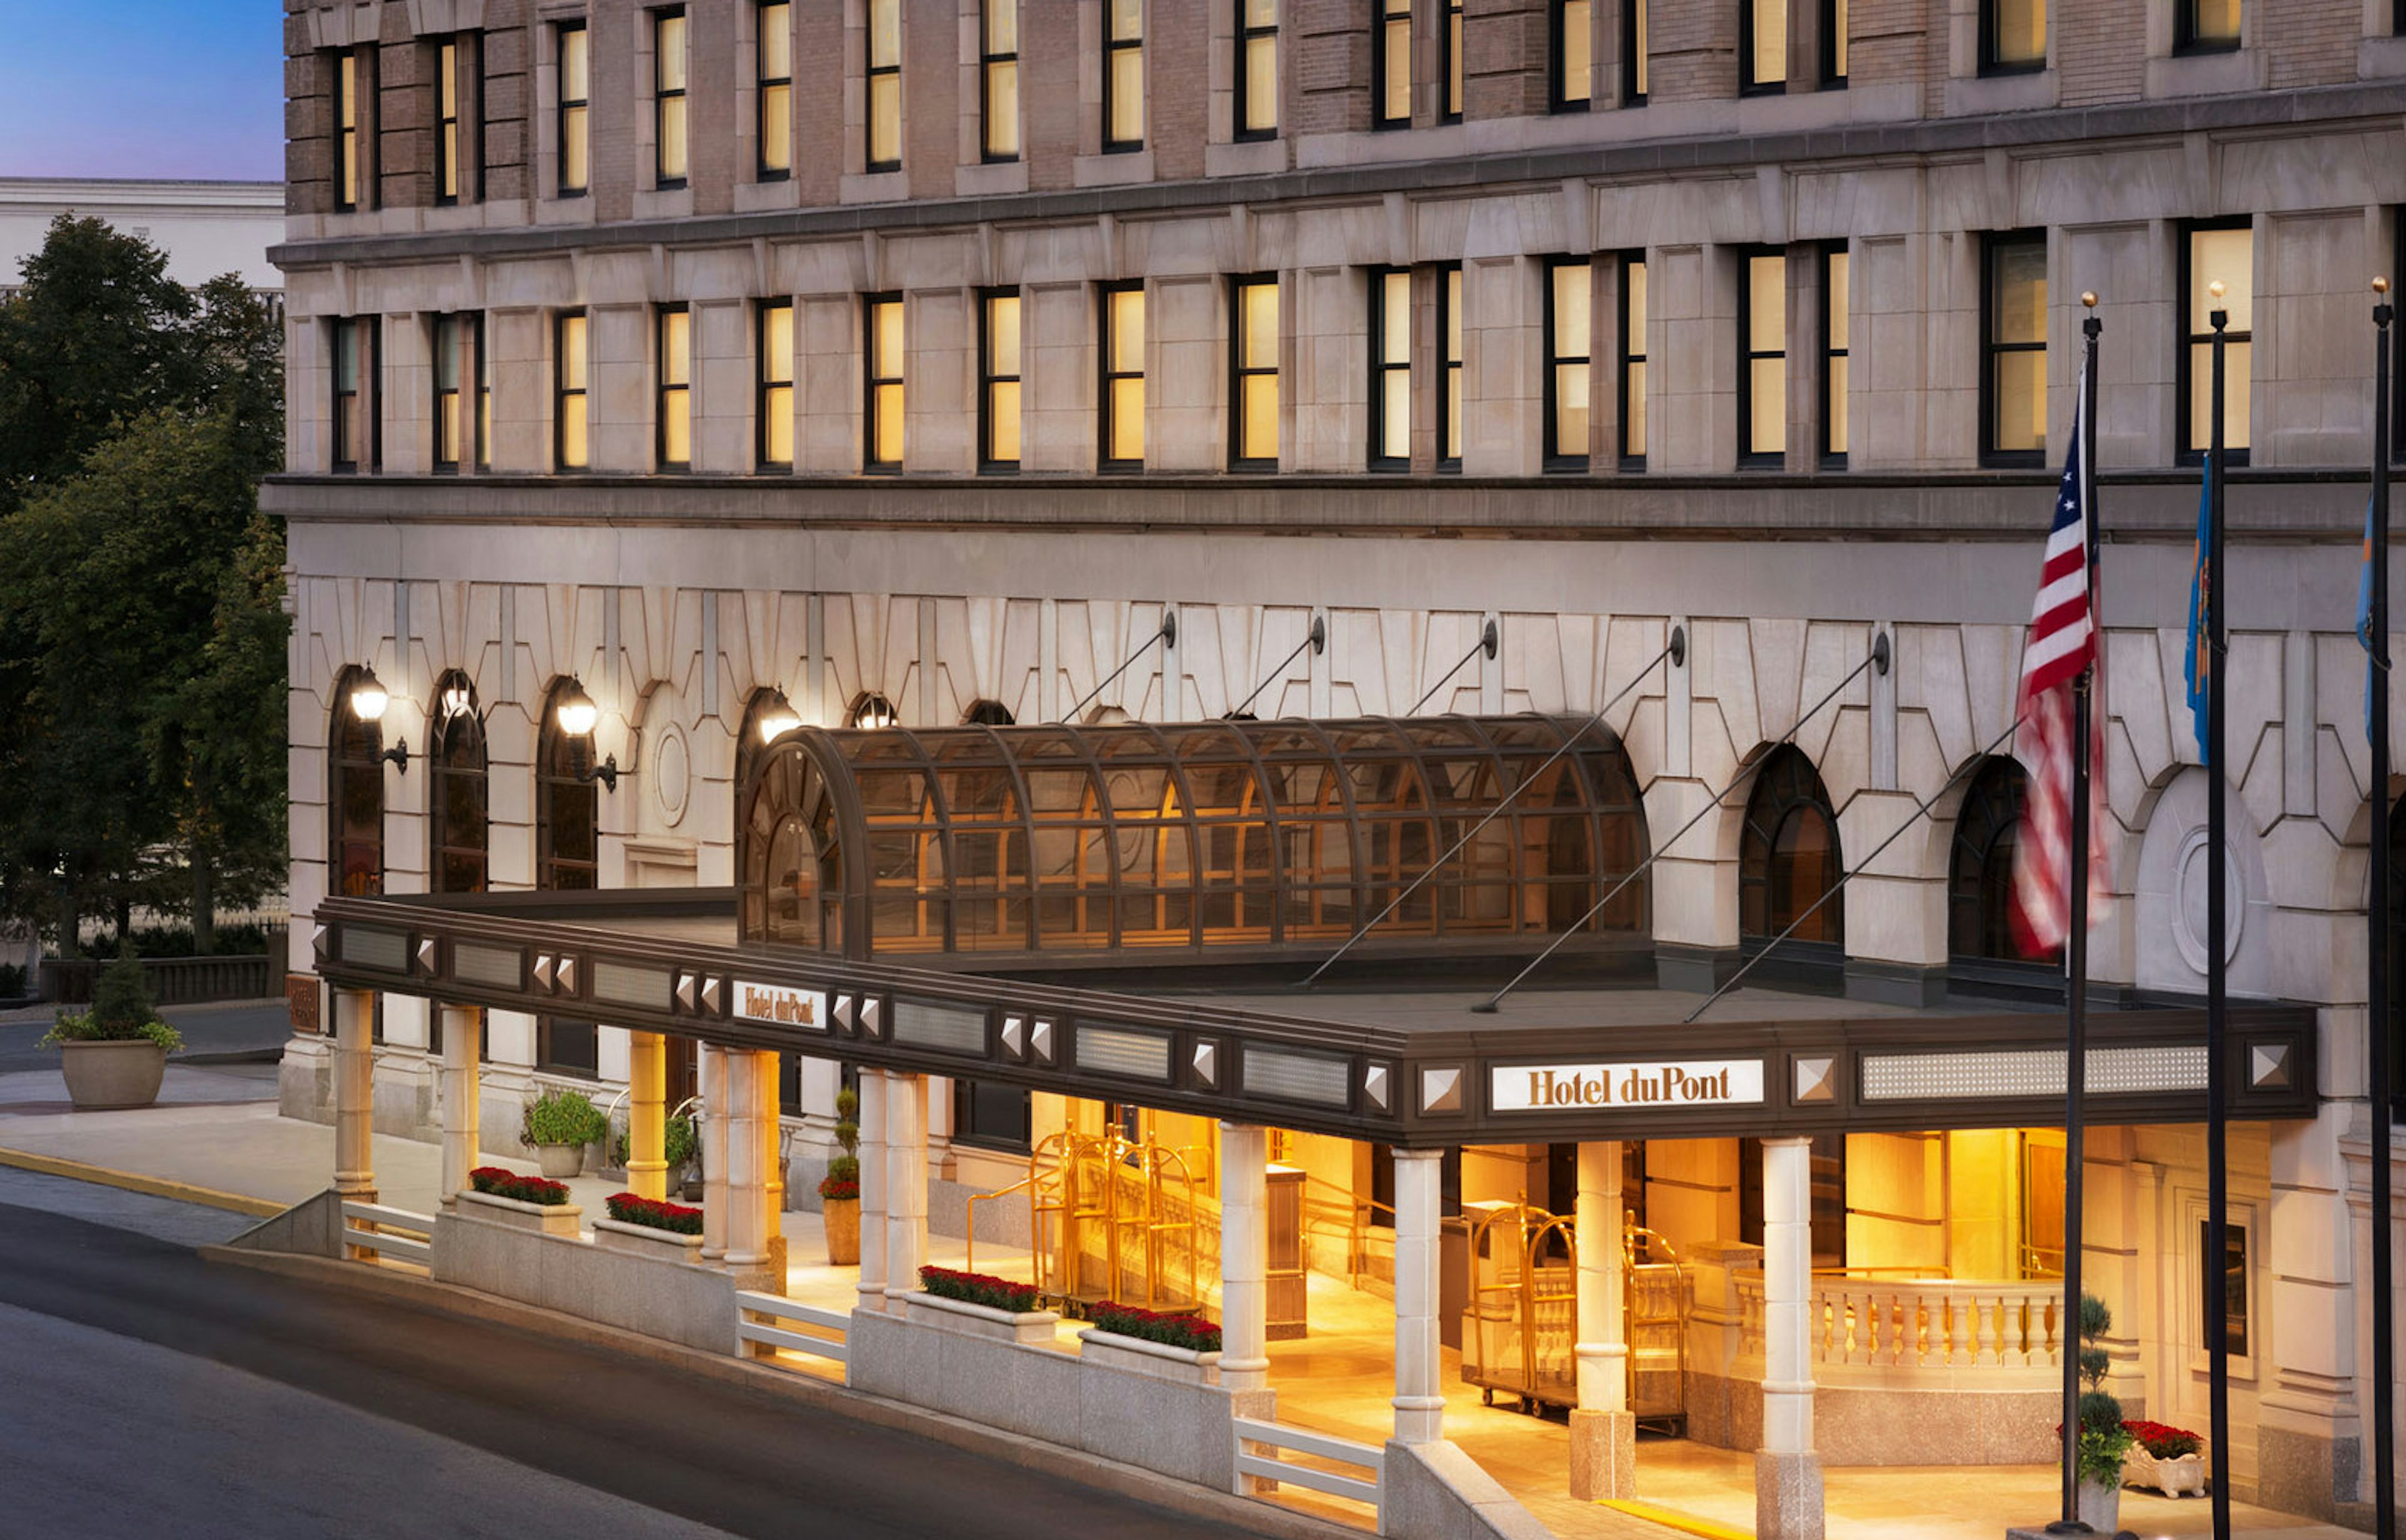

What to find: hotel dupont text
left=1490, top=1061, right=1766, bottom=1113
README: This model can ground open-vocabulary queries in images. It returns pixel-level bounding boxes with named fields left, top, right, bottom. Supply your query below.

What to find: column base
left=1756, top=1450, right=1825, bottom=1540
left=1570, top=1409, right=1637, bottom=1501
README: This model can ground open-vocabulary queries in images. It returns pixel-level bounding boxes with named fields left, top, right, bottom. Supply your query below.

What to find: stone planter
left=823, top=1196, right=860, bottom=1264
left=592, top=1215, right=705, bottom=1263
left=1076, top=1328, right=1222, bottom=1385
left=2076, top=1477, right=2120, bottom=1532
left=58, top=1038, right=168, bottom=1110
left=902, top=1289, right=1060, bottom=1346
left=2123, top=1445, right=2208, bottom=1498
left=533, top=1142, right=585, bottom=1179
left=460, top=1187, right=583, bottom=1237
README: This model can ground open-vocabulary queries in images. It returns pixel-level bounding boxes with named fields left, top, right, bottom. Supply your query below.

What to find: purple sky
left=0, top=0, right=282, bottom=180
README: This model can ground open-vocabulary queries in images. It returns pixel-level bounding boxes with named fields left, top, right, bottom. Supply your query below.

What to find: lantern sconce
left=348, top=666, right=410, bottom=773
left=554, top=678, right=619, bottom=791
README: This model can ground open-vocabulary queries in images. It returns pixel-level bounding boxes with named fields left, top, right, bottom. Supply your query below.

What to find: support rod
left=1062, top=611, right=1176, bottom=724
left=1229, top=615, right=1325, bottom=720
left=1407, top=619, right=1499, bottom=717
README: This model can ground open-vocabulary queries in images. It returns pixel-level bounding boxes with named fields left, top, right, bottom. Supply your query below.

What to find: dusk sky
left=0, top=0, right=283, bottom=180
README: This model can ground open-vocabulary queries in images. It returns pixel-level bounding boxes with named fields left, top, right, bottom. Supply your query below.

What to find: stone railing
left=43, top=950, right=278, bottom=1007
left=1736, top=1271, right=2065, bottom=1388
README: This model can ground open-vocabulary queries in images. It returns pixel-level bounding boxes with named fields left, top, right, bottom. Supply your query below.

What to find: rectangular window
left=1623, top=0, right=1647, bottom=104
left=2180, top=221, right=2251, bottom=462
left=537, top=1020, right=599, bottom=1079
left=558, top=22, right=590, bottom=197
left=759, top=301, right=796, bottom=468
left=1231, top=275, right=1279, bottom=469
left=2175, top=0, right=2240, bottom=53
left=954, top=1078, right=1033, bottom=1153
left=1369, top=268, right=1411, bottom=470
left=556, top=310, right=589, bottom=471
left=1982, top=231, right=2047, bottom=467
left=1981, top=0, right=2045, bottom=72
left=759, top=2, right=793, bottom=179
left=1101, top=282, right=1146, bottom=470
left=1618, top=254, right=1647, bottom=469
left=1740, top=249, right=1787, bottom=466
left=2200, top=1218, right=2250, bottom=1360
left=1821, top=0, right=1845, bottom=84
left=334, top=49, right=365, bottom=211
left=867, top=0, right=902, bottom=170
left=435, top=38, right=466, bottom=206
left=1440, top=264, right=1463, bottom=471
left=982, top=0, right=1020, bottom=162
left=476, top=316, right=491, bottom=470
left=1442, top=0, right=1464, bottom=121
left=332, top=317, right=376, bottom=471
left=657, top=304, right=692, bottom=471
left=655, top=9, right=689, bottom=188
left=1820, top=244, right=1848, bottom=466
left=1742, top=0, right=1786, bottom=93
left=865, top=294, right=904, bottom=472
left=1105, top=0, right=1144, bottom=151
left=1236, top=0, right=1279, bottom=140
left=1551, top=0, right=1592, bottom=111
left=433, top=312, right=481, bottom=472
left=1375, top=0, right=1412, bottom=129
left=1544, top=259, right=1591, bottom=470
left=981, top=288, right=1021, bottom=471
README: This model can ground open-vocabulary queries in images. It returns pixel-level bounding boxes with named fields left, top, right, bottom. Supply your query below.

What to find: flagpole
left=2373, top=275, right=2396, bottom=1540
left=2207, top=279, right=2234, bottom=1540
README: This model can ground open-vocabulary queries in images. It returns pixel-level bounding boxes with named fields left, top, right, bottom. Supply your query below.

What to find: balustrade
left=1732, top=1270, right=2063, bottom=1384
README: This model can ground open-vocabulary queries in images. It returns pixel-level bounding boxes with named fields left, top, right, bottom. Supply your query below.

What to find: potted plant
left=667, top=1111, right=701, bottom=1201
left=521, top=1086, right=607, bottom=1178
left=2122, top=1418, right=2208, bottom=1498
left=42, top=948, right=182, bottom=1111
left=820, top=1085, right=861, bottom=1265
left=2063, top=1293, right=2137, bottom=1532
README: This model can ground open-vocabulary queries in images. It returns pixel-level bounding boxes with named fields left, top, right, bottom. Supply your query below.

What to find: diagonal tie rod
left=1063, top=611, right=1177, bottom=724
left=1407, top=619, right=1500, bottom=717
left=1230, top=615, right=1327, bottom=720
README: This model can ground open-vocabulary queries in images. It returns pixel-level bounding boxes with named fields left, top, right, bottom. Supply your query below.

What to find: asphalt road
left=0, top=999, right=293, bottom=1074
left=0, top=1189, right=1264, bottom=1540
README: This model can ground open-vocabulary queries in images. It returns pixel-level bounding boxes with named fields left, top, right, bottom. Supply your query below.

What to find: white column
left=856, top=1068, right=889, bottom=1313
left=1219, top=1122, right=1271, bottom=1393
left=1572, top=1140, right=1635, bottom=1499
left=700, top=1044, right=727, bottom=1262
left=925, top=1073, right=955, bottom=1180
left=1757, top=1136, right=1826, bottom=1540
left=883, top=1071, right=928, bottom=1308
left=332, top=988, right=376, bottom=1200
left=437, top=1003, right=481, bottom=1207
left=1392, top=1147, right=1445, bottom=1445
left=723, top=1047, right=769, bottom=1279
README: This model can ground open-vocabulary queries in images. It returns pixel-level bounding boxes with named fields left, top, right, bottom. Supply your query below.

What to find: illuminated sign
left=1490, top=1059, right=1763, bottom=1112
left=734, top=981, right=821, bottom=1029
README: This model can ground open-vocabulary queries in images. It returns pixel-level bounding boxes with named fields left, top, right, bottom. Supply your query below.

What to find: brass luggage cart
left=1625, top=1220, right=1689, bottom=1432
left=1457, top=1200, right=1690, bottom=1427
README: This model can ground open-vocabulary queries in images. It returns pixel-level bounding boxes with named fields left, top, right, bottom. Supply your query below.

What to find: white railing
left=1232, top=1417, right=1384, bottom=1507
left=341, top=1201, right=434, bottom=1266
left=1735, top=1271, right=2064, bottom=1378
left=736, top=1291, right=850, bottom=1367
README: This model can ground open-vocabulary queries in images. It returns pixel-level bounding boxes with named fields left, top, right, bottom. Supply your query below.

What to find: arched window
left=427, top=671, right=488, bottom=895
left=1738, top=746, right=1843, bottom=948
left=848, top=692, right=900, bottom=729
left=963, top=699, right=1015, bottom=726
left=536, top=677, right=600, bottom=893
left=1949, top=757, right=2053, bottom=964
left=736, top=686, right=805, bottom=809
left=328, top=666, right=385, bottom=898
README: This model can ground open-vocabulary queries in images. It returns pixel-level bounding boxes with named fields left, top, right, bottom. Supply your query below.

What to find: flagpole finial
left=2378, top=277, right=2392, bottom=295
left=2081, top=291, right=2098, bottom=308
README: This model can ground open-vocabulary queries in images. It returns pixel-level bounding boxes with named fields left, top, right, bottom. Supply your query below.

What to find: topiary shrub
left=41, top=947, right=182, bottom=1053
left=521, top=1086, right=607, bottom=1148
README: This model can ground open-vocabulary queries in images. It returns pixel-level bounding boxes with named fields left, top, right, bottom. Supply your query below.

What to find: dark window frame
left=2177, top=216, right=2251, bottom=467
left=332, top=316, right=378, bottom=473
left=1229, top=273, right=1280, bottom=472
left=333, top=47, right=370, bottom=212
left=1373, top=0, right=1412, bottom=130
left=1737, top=743, right=1845, bottom=953
left=428, top=671, right=490, bottom=897
left=1820, top=0, right=1845, bottom=86
left=1947, top=756, right=2060, bottom=968
left=1368, top=266, right=1411, bottom=472
left=1737, top=246, right=1787, bottom=471
left=656, top=302, right=692, bottom=472
left=758, top=0, right=793, bottom=180
left=2174, top=0, right=2241, bottom=56
left=328, top=665, right=386, bottom=900
left=432, top=311, right=482, bottom=474
left=435, top=35, right=475, bottom=207
left=1103, top=0, right=1144, bottom=152
left=653, top=6, right=689, bottom=190
left=981, top=0, right=1020, bottom=164
left=864, top=292, right=904, bottom=475
left=1617, top=251, right=1647, bottom=471
left=1234, top=1, right=1279, bottom=142
left=556, top=21, right=590, bottom=199
left=1739, top=0, right=1786, bottom=96
left=1980, top=229, right=2048, bottom=470
left=1441, top=0, right=1464, bottom=122
left=979, top=285, right=1022, bottom=474
left=1543, top=256, right=1592, bottom=472
left=1549, top=0, right=1592, bottom=113
left=555, top=308, right=589, bottom=472
left=1622, top=0, right=1647, bottom=105
left=1439, top=262, right=1463, bottom=473
left=1818, top=240, right=1848, bottom=469
left=536, top=677, right=602, bottom=895
left=1979, top=0, right=2047, bottom=75
left=865, top=0, right=902, bottom=172
left=759, top=300, right=796, bottom=470
left=953, top=1078, right=1034, bottom=1153
left=1099, top=279, right=1145, bottom=473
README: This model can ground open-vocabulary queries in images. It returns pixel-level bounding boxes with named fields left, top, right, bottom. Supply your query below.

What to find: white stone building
left=0, top=177, right=283, bottom=295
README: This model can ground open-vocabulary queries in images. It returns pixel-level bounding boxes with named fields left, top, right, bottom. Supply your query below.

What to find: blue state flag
left=2362, top=495, right=2380, bottom=741
left=2182, top=467, right=2212, bottom=765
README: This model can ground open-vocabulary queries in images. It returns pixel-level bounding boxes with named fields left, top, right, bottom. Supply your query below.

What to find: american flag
left=2011, top=375, right=2113, bottom=954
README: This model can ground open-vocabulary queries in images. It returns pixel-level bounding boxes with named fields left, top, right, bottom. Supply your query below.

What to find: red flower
left=469, top=1166, right=571, bottom=1206
left=605, top=1191, right=702, bottom=1235
left=919, top=1264, right=1044, bottom=1313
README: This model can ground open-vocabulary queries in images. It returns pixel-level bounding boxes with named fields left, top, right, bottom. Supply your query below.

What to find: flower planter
left=592, top=1215, right=706, bottom=1263
left=532, top=1142, right=586, bottom=1180
left=2123, top=1445, right=2208, bottom=1499
left=459, top=1187, right=583, bottom=1237
left=58, top=1039, right=168, bottom=1110
left=823, top=1196, right=860, bottom=1265
left=1077, top=1328, right=1222, bottom=1386
left=902, top=1289, right=1060, bottom=1346
left=2077, top=1478, right=2121, bottom=1532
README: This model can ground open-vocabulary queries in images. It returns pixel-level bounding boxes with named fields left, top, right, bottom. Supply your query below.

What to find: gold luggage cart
left=1457, top=1200, right=1690, bottom=1426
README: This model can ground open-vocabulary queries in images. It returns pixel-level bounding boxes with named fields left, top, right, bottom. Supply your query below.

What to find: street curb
left=1597, top=1497, right=1752, bottom=1540
left=199, top=1243, right=1395, bottom=1540
left=0, top=1146, right=285, bottom=1217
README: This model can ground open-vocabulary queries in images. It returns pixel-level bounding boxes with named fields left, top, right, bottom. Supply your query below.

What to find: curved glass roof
left=739, top=714, right=1649, bottom=963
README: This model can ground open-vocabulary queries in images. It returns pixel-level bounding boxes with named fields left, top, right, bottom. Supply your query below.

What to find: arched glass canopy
left=740, top=715, right=1649, bottom=962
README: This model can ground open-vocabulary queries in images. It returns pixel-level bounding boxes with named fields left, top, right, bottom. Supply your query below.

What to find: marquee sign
left=1491, top=1059, right=1764, bottom=1113
left=734, top=980, right=820, bottom=1029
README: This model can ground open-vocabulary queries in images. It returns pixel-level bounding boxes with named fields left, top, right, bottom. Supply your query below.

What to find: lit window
left=334, top=49, right=365, bottom=211
left=1742, top=0, right=1786, bottom=93
left=558, top=23, right=590, bottom=197
left=1101, top=283, right=1146, bottom=469
left=556, top=311, right=589, bottom=471
left=1105, top=0, right=1144, bottom=150
left=983, top=0, right=1020, bottom=161
left=1440, top=264, right=1463, bottom=470
left=1821, top=0, right=1845, bottom=84
left=658, top=305, right=692, bottom=471
left=1982, top=0, right=2044, bottom=72
left=1820, top=245, right=1848, bottom=466
left=2177, top=0, right=2239, bottom=54
left=1544, top=259, right=1590, bottom=469
left=1231, top=276, right=1280, bottom=469
left=1370, top=269, right=1411, bottom=469
left=1741, top=250, right=1787, bottom=466
left=1618, top=255, right=1646, bottom=468
left=982, top=289, right=1021, bottom=471
left=655, top=9, right=689, bottom=188
left=865, top=294, right=904, bottom=472
left=1623, top=0, right=1647, bottom=103
left=759, top=302, right=796, bottom=468
left=434, top=312, right=484, bottom=472
left=1375, top=0, right=1412, bottom=129
left=867, top=0, right=902, bottom=171
left=1443, top=0, right=1464, bottom=120
left=436, top=38, right=470, bottom=206
left=1982, top=232, right=2047, bottom=466
left=1552, top=0, right=1591, bottom=111
left=2181, top=222, right=2251, bottom=460
left=1237, top=0, right=1278, bottom=140
left=333, top=317, right=377, bottom=471
left=759, top=2, right=793, bottom=180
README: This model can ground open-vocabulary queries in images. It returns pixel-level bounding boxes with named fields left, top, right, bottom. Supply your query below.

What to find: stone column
left=1219, top=1121, right=1271, bottom=1393
left=1392, top=1147, right=1446, bottom=1445
left=722, top=1046, right=774, bottom=1288
left=759, top=1049, right=786, bottom=1281
left=627, top=1029, right=669, bottom=1200
left=857, top=1068, right=889, bottom=1313
left=1573, top=1140, right=1636, bottom=1499
left=926, top=1073, right=956, bottom=1180
left=700, top=1044, right=727, bottom=1262
left=884, top=1070, right=928, bottom=1309
left=332, top=987, right=376, bottom=1201
left=436, top=1003, right=481, bottom=1207
left=1757, top=1136, right=1825, bottom=1540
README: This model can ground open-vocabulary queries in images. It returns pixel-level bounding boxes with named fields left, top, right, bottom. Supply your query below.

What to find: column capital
left=1392, top=1146, right=1446, bottom=1165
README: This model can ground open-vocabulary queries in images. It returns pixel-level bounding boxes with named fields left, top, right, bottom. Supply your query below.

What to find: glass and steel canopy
left=739, top=714, right=1649, bottom=963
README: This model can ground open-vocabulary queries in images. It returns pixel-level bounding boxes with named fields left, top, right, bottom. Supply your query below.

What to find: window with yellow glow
left=867, top=0, right=902, bottom=170
left=1440, top=264, right=1464, bottom=469
left=1983, top=231, right=2046, bottom=465
left=759, top=302, right=795, bottom=467
left=558, top=23, right=590, bottom=196
left=1370, top=269, right=1412, bottom=469
left=758, top=2, right=793, bottom=179
left=1618, top=254, right=1646, bottom=467
left=1237, top=0, right=1278, bottom=139
left=657, top=305, right=692, bottom=470
left=865, top=295, right=904, bottom=471
left=1552, top=0, right=1591, bottom=110
left=1375, top=0, right=1411, bottom=128
left=1545, top=259, right=1590, bottom=468
left=1741, top=250, right=1786, bottom=464
left=1742, top=0, right=1786, bottom=92
left=1101, top=283, right=1145, bottom=468
left=982, top=289, right=1021, bottom=470
left=335, top=49, right=363, bottom=211
left=1231, top=276, right=1279, bottom=469
left=1105, top=0, right=1144, bottom=149
left=983, top=0, right=1019, bottom=161
left=2182, top=221, right=2251, bottom=460
left=1820, top=246, right=1848, bottom=464
left=555, top=311, right=589, bottom=470
left=655, top=9, right=689, bottom=187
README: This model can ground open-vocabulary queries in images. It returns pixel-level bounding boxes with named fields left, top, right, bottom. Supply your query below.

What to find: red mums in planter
left=605, top=1192, right=703, bottom=1235
left=2123, top=1420, right=2204, bottom=1460
left=919, top=1264, right=1043, bottom=1313
left=469, top=1166, right=570, bottom=1206
left=1086, top=1300, right=1221, bottom=1354
left=817, top=1175, right=858, bottom=1201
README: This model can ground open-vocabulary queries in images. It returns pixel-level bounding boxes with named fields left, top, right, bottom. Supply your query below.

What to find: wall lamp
left=348, top=666, right=410, bottom=773
left=554, top=679, right=618, bottom=791
left=756, top=687, right=803, bottom=744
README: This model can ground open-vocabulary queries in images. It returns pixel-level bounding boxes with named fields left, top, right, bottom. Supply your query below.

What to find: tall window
left=657, top=304, right=692, bottom=471
left=1623, top=0, right=1647, bottom=104
left=1618, top=254, right=1647, bottom=469
left=1739, top=745, right=1843, bottom=949
left=332, top=317, right=377, bottom=472
left=329, top=668, right=385, bottom=898
left=428, top=672, right=489, bottom=895
left=982, top=1, right=1020, bottom=161
left=759, top=301, right=796, bottom=468
left=1740, top=249, right=1786, bottom=467
left=558, top=22, right=590, bottom=197
left=334, top=48, right=367, bottom=211
left=1551, top=0, right=1592, bottom=111
left=955, top=1079, right=1033, bottom=1152
left=1742, top=0, right=1786, bottom=93
left=1231, top=275, right=1279, bottom=469
left=435, top=37, right=474, bottom=206
left=2180, top=220, right=2252, bottom=462
left=1544, top=258, right=1591, bottom=471
left=1981, top=0, right=2045, bottom=72
left=655, top=9, right=689, bottom=188
left=867, top=0, right=902, bottom=171
left=1949, top=757, right=2051, bottom=964
left=1982, top=231, right=2047, bottom=467
left=2175, top=0, right=2240, bottom=53
left=1375, top=0, right=1412, bottom=128
left=865, top=294, right=904, bottom=472
left=1236, top=0, right=1279, bottom=141
left=1101, top=282, right=1145, bottom=470
left=1820, top=244, right=1848, bottom=467
left=759, top=2, right=793, bottom=179
left=1443, top=0, right=1464, bottom=121
left=1440, top=264, right=1463, bottom=471
left=555, top=311, right=589, bottom=471
left=1821, top=0, right=1846, bottom=84
left=1105, top=0, right=1144, bottom=151
left=433, top=313, right=483, bottom=472
left=1369, top=269, right=1411, bottom=471
left=536, top=679, right=600, bottom=1074
left=981, top=288, right=1021, bottom=471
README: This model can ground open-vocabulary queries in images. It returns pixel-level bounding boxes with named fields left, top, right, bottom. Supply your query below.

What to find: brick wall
left=1645, top=0, right=1739, bottom=104
left=1152, top=0, right=1209, bottom=181
left=1462, top=0, right=1548, bottom=120
left=286, top=11, right=334, bottom=217
left=1294, top=0, right=1375, bottom=135
left=483, top=2, right=530, bottom=206
left=376, top=16, right=436, bottom=215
